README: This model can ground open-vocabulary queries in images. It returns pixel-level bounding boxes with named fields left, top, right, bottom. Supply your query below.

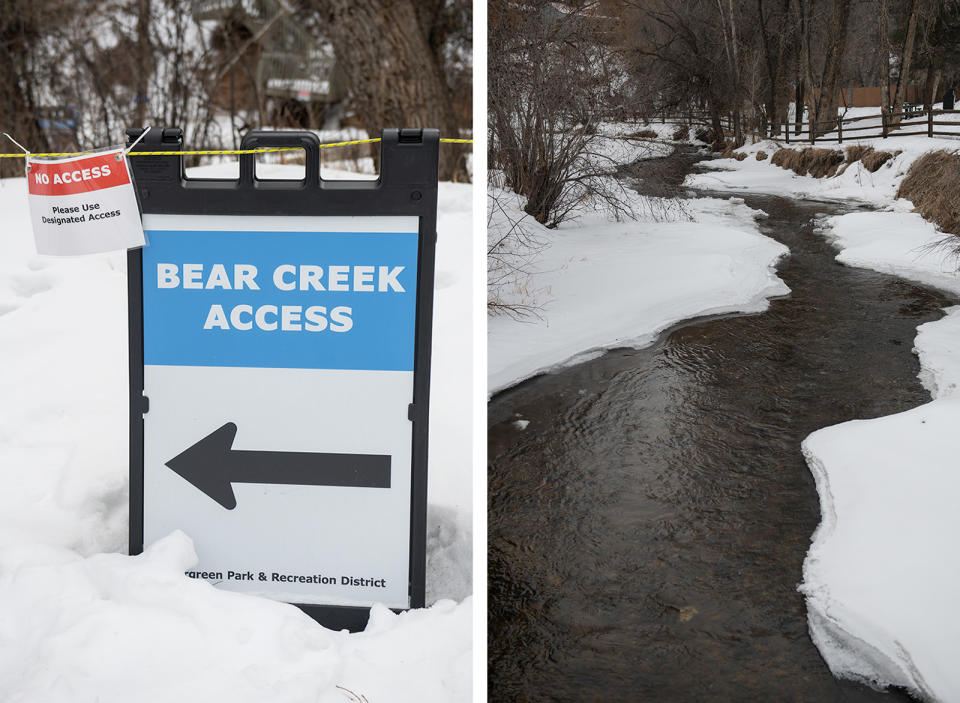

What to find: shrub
left=896, top=150, right=960, bottom=235
left=672, top=125, right=689, bottom=141
left=756, top=150, right=768, bottom=161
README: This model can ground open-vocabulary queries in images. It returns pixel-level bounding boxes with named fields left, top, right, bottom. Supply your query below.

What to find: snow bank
left=915, top=306, right=960, bottom=398
left=0, top=532, right=470, bottom=703
left=488, top=192, right=788, bottom=393
left=818, top=210, right=960, bottom=295
left=801, top=373, right=960, bottom=701
left=0, top=163, right=472, bottom=701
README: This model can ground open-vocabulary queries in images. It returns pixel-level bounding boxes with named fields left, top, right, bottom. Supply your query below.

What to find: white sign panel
left=27, top=149, right=146, bottom=255
left=140, top=214, right=419, bottom=609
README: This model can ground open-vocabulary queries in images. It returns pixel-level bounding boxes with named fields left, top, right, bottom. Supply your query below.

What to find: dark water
left=488, top=151, right=955, bottom=701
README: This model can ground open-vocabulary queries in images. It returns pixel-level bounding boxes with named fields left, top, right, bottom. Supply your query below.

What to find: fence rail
left=666, top=108, right=960, bottom=145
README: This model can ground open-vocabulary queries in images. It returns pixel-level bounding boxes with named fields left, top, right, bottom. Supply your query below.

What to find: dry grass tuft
left=718, top=141, right=739, bottom=156
left=897, top=150, right=960, bottom=235
left=732, top=151, right=747, bottom=161
left=672, top=125, right=689, bottom=141
left=630, top=129, right=658, bottom=139
left=756, top=150, right=768, bottom=161
left=774, top=144, right=892, bottom=177
left=770, top=148, right=797, bottom=170
left=806, top=149, right=845, bottom=177
left=861, top=150, right=893, bottom=172
left=771, top=147, right=845, bottom=177
left=844, top=145, right=873, bottom=164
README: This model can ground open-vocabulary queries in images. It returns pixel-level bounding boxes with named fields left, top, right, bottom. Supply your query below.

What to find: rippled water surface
left=488, top=151, right=954, bottom=701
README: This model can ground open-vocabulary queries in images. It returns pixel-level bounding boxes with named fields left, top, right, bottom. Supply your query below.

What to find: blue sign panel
left=142, top=228, right=419, bottom=371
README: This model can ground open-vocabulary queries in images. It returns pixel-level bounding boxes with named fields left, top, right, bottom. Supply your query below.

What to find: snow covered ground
left=686, top=125, right=960, bottom=701
left=488, top=187, right=788, bottom=393
left=0, top=162, right=473, bottom=702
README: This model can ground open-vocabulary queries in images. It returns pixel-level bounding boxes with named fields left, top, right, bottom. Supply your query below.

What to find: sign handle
left=239, top=130, right=321, bottom=187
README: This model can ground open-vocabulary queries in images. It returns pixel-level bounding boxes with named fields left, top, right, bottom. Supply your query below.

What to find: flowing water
left=488, top=149, right=954, bottom=701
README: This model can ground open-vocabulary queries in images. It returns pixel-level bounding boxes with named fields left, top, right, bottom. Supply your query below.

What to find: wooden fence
left=669, top=109, right=960, bottom=145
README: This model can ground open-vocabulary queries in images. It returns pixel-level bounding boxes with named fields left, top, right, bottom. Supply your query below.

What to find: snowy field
left=488, top=187, right=788, bottom=394
left=688, top=131, right=960, bottom=701
left=0, top=162, right=473, bottom=702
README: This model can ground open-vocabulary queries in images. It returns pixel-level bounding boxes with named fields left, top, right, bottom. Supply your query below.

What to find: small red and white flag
left=27, top=148, right=146, bottom=256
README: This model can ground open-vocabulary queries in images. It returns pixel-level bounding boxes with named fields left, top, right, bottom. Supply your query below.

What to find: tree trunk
left=923, top=63, right=941, bottom=112
left=134, top=0, right=151, bottom=127
left=710, top=109, right=725, bottom=149
left=816, top=0, right=852, bottom=137
left=878, top=1, right=891, bottom=118
left=794, top=0, right=819, bottom=135
left=758, top=0, right=779, bottom=136
left=795, top=79, right=804, bottom=134
left=312, top=0, right=468, bottom=182
left=891, top=0, right=919, bottom=127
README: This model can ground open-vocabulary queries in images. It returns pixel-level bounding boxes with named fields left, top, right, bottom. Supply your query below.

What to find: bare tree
left=818, top=0, right=853, bottom=132
left=757, top=0, right=795, bottom=136
left=490, top=0, right=640, bottom=227
left=891, top=0, right=921, bottom=125
left=3, top=0, right=471, bottom=182
left=0, top=1, right=70, bottom=174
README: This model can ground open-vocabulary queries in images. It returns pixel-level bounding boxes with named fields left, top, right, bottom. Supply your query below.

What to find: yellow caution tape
left=0, top=137, right=472, bottom=159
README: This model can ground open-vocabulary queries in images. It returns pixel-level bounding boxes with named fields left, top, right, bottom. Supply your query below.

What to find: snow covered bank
left=0, top=163, right=472, bottom=701
left=801, top=325, right=960, bottom=700
left=818, top=209, right=960, bottom=295
left=488, top=191, right=788, bottom=394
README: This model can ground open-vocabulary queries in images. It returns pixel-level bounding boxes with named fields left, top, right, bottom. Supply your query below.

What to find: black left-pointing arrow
left=165, top=422, right=390, bottom=510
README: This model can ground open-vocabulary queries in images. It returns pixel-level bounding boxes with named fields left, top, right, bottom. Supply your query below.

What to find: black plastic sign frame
left=126, top=127, right=438, bottom=632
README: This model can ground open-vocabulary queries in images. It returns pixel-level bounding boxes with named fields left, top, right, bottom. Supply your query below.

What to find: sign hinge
left=141, top=394, right=150, bottom=414
left=408, top=403, right=416, bottom=421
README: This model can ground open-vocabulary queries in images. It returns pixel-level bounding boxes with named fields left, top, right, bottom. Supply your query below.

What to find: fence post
left=837, top=117, right=843, bottom=144
left=882, top=111, right=888, bottom=138
left=928, top=108, right=934, bottom=138
left=809, top=117, right=814, bottom=144
left=785, top=118, right=790, bottom=144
